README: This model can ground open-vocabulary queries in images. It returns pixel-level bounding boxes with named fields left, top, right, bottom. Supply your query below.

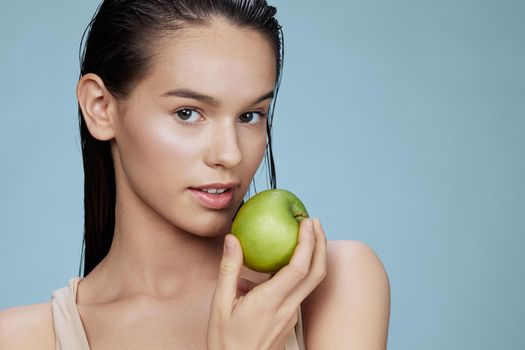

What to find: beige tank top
left=51, top=277, right=306, bottom=350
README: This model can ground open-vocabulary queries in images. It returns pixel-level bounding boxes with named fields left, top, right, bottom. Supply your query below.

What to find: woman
left=0, top=0, right=390, bottom=349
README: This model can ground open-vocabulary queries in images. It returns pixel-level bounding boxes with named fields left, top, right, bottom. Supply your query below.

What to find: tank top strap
left=50, top=277, right=90, bottom=350
left=285, top=304, right=307, bottom=350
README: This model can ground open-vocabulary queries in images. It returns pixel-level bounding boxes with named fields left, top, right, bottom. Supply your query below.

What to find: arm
left=301, top=239, right=391, bottom=349
left=0, top=302, right=56, bottom=350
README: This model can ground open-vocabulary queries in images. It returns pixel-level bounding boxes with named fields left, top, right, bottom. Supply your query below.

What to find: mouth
left=191, top=188, right=233, bottom=195
left=188, top=187, right=236, bottom=210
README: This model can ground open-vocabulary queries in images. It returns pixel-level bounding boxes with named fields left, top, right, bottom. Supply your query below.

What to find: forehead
left=137, top=18, right=277, bottom=102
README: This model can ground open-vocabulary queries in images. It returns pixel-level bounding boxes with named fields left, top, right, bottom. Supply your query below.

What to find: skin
left=78, top=18, right=274, bottom=299
left=0, top=16, right=390, bottom=350
left=77, top=17, right=277, bottom=349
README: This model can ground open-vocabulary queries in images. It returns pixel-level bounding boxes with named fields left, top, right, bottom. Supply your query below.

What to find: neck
left=83, top=193, right=226, bottom=302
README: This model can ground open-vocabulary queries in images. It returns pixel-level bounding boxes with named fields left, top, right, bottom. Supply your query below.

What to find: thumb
left=215, top=234, right=243, bottom=308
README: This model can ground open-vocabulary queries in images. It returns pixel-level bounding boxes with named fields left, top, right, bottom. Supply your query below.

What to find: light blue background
left=1, top=1, right=524, bottom=349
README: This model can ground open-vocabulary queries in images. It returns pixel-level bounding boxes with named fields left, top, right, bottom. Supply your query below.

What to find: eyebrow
left=161, top=88, right=274, bottom=107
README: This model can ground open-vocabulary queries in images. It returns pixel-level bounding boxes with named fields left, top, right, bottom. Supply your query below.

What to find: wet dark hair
left=77, top=0, right=284, bottom=277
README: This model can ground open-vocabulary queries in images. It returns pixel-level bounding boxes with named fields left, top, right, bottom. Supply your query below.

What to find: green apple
left=231, top=189, right=309, bottom=273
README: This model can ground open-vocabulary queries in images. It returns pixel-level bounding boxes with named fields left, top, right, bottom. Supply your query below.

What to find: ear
left=76, top=73, right=119, bottom=141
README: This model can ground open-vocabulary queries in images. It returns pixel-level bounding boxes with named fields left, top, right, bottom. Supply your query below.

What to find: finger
left=212, top=234, right=243, bottom=314
left=252, top=218, right=316, bottom=306
left=237, top=277, right=259, bottom=294
left=279, top=218, right=328, bottom=312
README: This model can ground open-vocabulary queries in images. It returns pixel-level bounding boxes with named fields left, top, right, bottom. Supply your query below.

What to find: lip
left=191, top=182, right=240, bottom=190
left=189, top=182, right=240, bottom=210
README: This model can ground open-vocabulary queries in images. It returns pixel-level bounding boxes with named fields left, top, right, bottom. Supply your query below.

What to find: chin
left=181, top=212, right=234, bottom=239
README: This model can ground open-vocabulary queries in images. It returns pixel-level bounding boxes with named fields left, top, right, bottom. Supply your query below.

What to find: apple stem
left=289, top=199, right=309, bottom=223
left=293, top=213, right=308, bottom=223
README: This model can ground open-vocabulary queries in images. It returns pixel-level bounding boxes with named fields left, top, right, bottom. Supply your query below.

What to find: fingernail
left=224, top=235, right=234, bottom=254
left=306, top=218, right=313, bottom=231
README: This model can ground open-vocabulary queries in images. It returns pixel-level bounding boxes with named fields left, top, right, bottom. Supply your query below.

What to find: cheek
left=116, top=115, right=202, bottom=204
left=239, top=129, right=267, bottom=182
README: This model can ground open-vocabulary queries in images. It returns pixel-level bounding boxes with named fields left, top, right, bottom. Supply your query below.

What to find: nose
left=204, top=121, right=243, bottom=169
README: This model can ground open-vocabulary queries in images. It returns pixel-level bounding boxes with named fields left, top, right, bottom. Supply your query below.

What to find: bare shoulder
left=323, top=239, right=390, bottom=297
left=0, top=302, right=55, bottom=350
left=327, top=239, right=389, bottom=272
left=301, top=239, right=390, bottom=349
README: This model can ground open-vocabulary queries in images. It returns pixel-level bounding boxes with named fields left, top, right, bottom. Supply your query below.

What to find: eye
left=175, top=108, right=201, bottom=122
left=239, top=111, right=266, bottom=124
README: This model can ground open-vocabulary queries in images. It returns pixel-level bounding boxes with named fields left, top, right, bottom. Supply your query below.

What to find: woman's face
left=111, top=18, right=276, bottom=237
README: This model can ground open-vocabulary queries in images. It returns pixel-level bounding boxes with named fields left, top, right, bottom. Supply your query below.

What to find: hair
left=77, top=0, right=284, bottom=277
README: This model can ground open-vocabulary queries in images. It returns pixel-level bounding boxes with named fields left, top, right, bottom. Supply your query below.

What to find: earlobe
left=77, top=73, right=117, bottom=141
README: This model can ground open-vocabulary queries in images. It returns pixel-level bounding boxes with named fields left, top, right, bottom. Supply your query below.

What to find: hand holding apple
left=231, top=189, right=309, bottom=273
left=208, top=205, right=327, bottom=349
